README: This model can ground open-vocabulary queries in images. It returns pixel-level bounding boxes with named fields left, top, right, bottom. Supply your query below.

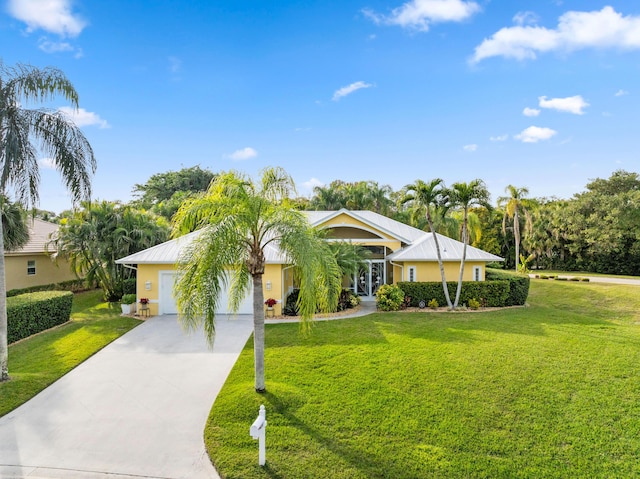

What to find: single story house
left=4, top=218, right=78, bottom=292
left=116, top=209, right=503, bottom=316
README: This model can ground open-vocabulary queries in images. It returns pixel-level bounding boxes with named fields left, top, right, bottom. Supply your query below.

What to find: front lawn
left=0, top=289, right=141, bottom=417
left=207, top=280, right=640, bottom=478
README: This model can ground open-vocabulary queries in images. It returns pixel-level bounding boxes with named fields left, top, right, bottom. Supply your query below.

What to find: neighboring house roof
left=5, top=218, right=58, bottom=255
left=386, top=232, right=503, bottom=262
left=116, top=209, right=503, bottom=264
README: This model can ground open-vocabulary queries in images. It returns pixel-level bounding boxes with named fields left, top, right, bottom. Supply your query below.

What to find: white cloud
left=37, top=37, right=83, bottom=57
left=513, top=11, right=538, bottom=26
left=515, top=126, right=557, bottom=143
left=490, top=134, right=508, bottom=142
left=523, top=107, right=540, bottom=117
left=615, top=89, right=629, bottom=96
left=463, top=144, right=477, bottom=152
left=38, top=38, right=73, bottom=53
left=332, top=81, right=373, bottom=101
left=363, top=0, right=480, bottom=32
left=39, top=158, right=56, bottom=169
left=228, top=147, right=258, bottom=161
left=58, top=107, right=110, bottom=128
left=302, top=178, right=324, bottom=191
left=471, top=6, right=640, bottom=63
left=8, top=0, right=86, bottom=37
left=539, top=95, right=589, bottom=114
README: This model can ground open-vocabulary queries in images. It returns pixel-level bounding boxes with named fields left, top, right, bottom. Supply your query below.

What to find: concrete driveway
left=0, top=314, right=254, bottom=479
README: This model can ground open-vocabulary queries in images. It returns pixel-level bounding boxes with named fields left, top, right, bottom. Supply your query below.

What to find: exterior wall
left=136, top=263, right=286, bottom=316
left=395, top=261, right=486, bottom=283
left=5, top=253, right=77, bottom=291
left=136, top=264, right=167, bottom=316
left=263, top=263, right=284, bottom=316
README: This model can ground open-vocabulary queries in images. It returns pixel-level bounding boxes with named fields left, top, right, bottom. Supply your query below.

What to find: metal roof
left=116, top=210, right=503, bottom=265
left=6, top=219, right=58, bottom=255
left=116, top=229, right=288, bottom=265
left=304, top=209, right=424, bottom=244
left=387, top=232, right=504, bottom=262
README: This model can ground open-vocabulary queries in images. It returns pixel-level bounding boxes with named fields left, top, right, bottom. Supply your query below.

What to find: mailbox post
left=250, top=404, right=267, bottom=466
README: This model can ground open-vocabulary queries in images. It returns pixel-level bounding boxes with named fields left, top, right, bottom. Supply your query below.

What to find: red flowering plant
left=264, top=298, right=277, bottom=308
left=139, top=298, right=149, bottom=305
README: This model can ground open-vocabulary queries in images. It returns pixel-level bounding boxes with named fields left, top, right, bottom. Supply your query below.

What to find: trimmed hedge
left=485, top=269, right=530, bottom=306
left=398, top=281, right=510, bottom=308
left=398, top=269, right=530, bottom=308
left=7, top=278, right=87, bottom=297
left=7, top=291, right=74, bottom=344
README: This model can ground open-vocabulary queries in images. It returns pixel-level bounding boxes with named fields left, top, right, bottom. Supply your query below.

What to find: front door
left=354, top=260, right=385, bottom=300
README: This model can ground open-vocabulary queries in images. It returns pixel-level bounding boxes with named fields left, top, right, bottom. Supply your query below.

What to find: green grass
left=207, top=281, right=640, bottom=478
left=0, top=289, right=141, bottom=417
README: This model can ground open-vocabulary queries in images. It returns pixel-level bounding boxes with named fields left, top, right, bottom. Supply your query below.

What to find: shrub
left=337, top=289, right=359, bottom=311
left=121, top=294, right=137, bottom=305
left=399, top=280, right=510, bottom=308
left=581, top=277, right=590, bottom=282
left=283, top=289, right=300, bottom=316
left=468, top=298, right=480, bottom=310
left=375, top=284, right=405, bottom=311
left=569, top=277, right=581, bottom=282
left=122, top=277, right=137, bottom=295
left=540, top=274, right=549, bottom=279
left=7, top=278, right=88, bottom=297
left=485, top=269, right=530, bottom=306
left=428, top=298, right=439, bottom=309
left=7, top=291, right=73, bottom=344
left=557, top=277, right=568, bottom=281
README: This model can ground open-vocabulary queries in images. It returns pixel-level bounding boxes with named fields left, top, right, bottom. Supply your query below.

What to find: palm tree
left=401, top=178, right=453, bottom=308
left=449, top=180, right=491, bottom=309
left=1, top=196, right=29, bottom=251
left=51, top=201, right=170, bottom=301
left=0, top=61, right=96, bottom=381
left=172, top=168, right=341, bottom=392
left=498, top=185, right=537, bottom=271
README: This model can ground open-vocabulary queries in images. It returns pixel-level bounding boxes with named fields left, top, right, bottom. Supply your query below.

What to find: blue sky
left=2, top=0, right=639, bottom=212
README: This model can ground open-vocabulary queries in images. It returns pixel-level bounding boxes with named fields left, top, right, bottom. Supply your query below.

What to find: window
left=408, top=266, right=416, bottom=282
left=27, top=260, right=36, bottom=276
left=473, top=266, right=482, bottom=282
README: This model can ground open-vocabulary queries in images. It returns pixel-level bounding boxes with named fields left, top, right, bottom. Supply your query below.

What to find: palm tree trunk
left=0, top=217, right=9, bottom=381
left=427, top=212, right=452, bottom=308
left=454, top=212, right=468, bottom=308
left=514, top=210, right=520, bottom=272
left=252, top=273, right=266, bottom=393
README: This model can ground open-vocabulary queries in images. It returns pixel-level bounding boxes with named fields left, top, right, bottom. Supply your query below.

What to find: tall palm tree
left=498, top=185, right=537, bottom=271
left=172, top=168, right=341, bottom=392
left=449, top=179, right=491, bottom=309
left=401, top=178, right=453, bottom=308
left=0, top=61, right=96, bottom=381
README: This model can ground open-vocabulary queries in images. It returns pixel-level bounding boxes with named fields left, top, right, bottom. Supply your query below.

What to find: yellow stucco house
left=4, top=219, right=78, bottom=292
left=116, top=209, right=503, bottom=316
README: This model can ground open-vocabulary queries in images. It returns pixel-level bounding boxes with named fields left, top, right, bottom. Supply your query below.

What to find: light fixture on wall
left=266, top=281, right=272, bottom=291
left=145, top=280, right=152, bottom=290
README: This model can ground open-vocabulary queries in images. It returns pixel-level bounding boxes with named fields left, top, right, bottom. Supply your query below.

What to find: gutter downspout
left=389, top=261, right=403, bottom=283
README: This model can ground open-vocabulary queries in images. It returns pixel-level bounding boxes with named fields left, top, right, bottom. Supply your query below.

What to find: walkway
left=0, top=314, right=254, bottom=479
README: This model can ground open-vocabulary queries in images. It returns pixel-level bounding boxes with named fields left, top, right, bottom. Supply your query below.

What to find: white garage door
left=158, top=271, right=254, bottom=315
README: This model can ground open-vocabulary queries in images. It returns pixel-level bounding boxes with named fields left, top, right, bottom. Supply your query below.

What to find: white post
left=249, top=404, right=267, bottom=466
